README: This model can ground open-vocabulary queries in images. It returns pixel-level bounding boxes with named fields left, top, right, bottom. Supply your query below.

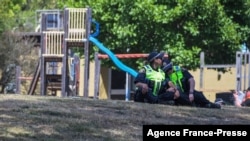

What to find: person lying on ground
left=233, top=87, right=250, bottom=107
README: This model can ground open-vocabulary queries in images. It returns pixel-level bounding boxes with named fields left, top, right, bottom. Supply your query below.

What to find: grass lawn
left=0, top=94, right=249, bottom=141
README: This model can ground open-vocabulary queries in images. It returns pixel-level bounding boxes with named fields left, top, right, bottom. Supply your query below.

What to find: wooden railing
left=66, top=8, right=87, bottom=42
left=42, top=31, right=64, bottom=56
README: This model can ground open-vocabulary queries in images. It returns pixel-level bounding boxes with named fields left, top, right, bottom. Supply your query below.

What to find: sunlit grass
left=0, top=94, right=249, bottom=141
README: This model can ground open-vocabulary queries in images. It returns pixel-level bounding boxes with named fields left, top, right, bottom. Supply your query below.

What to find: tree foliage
left=1, top=0, right=250, bottom=73
left=0, top=31, right=38, bottom=92
left=56, top=0, right=245, bottom=70
left=0, top=0, right=25, bottom=33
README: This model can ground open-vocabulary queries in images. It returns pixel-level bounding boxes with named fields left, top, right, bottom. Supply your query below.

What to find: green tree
left=2, top=0, right=250, bottom=72
left=221, top=0, right=250, bottom=50
left=0, top=0, right=26, bottom=33
left=0, top=31, right=38, bottom=92
left=76, top=0, right=242, bottom=70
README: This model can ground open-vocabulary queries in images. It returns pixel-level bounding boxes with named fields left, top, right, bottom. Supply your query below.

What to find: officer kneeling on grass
left=161, top=58, right=221, bottom=109
left=133, top=51, right=192, bottom=106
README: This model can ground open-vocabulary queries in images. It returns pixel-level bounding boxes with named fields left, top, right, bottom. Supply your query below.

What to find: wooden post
left=40, top=13, right=46, bottom=96
left=236, top=51, right=241, bottom=91
left=83, top=7, right=92, bottom=98
left=15, top=66, right=21, bottom=94
left=248, top=52, right=250, bottom=89
left=94, top=52, right=101, bottom=99
left=200, top=52, right=204, bottom=89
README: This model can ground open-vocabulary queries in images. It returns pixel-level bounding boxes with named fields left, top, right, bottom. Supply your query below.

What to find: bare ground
left=0, top=94, right=249, bottom=141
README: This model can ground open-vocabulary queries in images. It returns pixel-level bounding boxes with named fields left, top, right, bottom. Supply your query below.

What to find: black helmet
left=147, top=51, right=164, bottom=62
left=161, top=59, right=173, bottom=72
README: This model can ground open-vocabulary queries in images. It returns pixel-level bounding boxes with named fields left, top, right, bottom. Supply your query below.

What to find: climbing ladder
left=40, top=31, right=64, bottom=96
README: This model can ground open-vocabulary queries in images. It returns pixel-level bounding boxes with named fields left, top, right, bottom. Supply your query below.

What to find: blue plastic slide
left=89, top=36, right=138, bottom=77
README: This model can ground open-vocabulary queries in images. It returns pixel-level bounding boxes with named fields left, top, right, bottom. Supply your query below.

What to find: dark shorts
left=242, top=99, right=250, bottom=106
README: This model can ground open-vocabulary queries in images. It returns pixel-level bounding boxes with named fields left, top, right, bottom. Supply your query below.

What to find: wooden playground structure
left=25, top=8, right=92, bottom=97
left=17, top=7, right=152, bottom=99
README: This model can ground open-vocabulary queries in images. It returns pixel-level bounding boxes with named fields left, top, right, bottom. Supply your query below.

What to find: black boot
left=204, top=102, right=221, bottom=109
left=134, top=87, right=145, bottom=102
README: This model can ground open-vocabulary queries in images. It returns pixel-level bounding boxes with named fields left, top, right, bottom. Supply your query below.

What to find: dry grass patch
left=0, top=94, right=249, bottom=141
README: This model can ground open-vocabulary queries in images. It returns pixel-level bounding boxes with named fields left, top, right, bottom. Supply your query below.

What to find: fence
left=236, top=51, right=250, bottom=91
left=200, top=51, right=250, bottom=92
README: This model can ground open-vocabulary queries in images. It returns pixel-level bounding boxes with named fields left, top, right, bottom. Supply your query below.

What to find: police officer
left=161, top=59, right=221, bottom=109
left=134, top=51, right=191, bottom=105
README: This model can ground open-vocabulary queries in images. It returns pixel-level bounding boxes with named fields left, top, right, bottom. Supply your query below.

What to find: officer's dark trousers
left=192, top=90, right=211, bottom=107
left=134, top=87, right=192, bottom=105
left=134, top=87, right=173, bottom=104
left=146, top=92, right=158, bottom=103
left=175, top=94, right=192, bottom=106
left=134, top=87, right=158, bottom=103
